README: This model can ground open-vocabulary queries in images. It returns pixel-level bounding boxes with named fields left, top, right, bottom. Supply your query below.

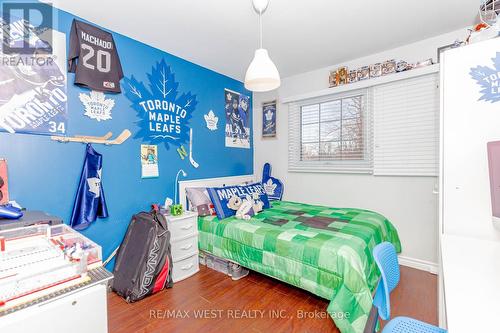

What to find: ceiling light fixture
left=244, top=0, right=281, bottom=92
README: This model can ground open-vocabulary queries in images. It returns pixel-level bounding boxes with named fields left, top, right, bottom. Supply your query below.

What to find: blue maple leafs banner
left=470, top=52, right=500, bottom=104
left=124, top=59, right=197, bottom=149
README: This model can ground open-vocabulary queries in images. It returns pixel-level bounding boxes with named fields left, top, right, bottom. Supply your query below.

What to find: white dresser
left=164, top=211, right=199, bottom=282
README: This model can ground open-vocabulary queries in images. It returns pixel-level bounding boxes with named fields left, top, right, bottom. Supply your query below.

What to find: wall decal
left=189, top=128, right=199, bottom=168
left=177, top=145, right=188, bottom=160
left=470, top=52, right=500, bottom=103
left=1, top=4, right=253, bottom=272
left=124, top=59, right=198, bottom=149
left=224, top=89, right=250, bottom=149
left=0, top=23, right=68, bottom=135
left=204, top=110, right=218, bottom=130
left=141, top=144, right=159, bottom=178
left=79, top=90, right=115, bottom=121
left=262, top=100, right=277, bottom=138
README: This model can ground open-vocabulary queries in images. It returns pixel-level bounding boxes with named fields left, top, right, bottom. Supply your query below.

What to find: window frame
left=288, top=89, right=373, bottom=174
left=299, top=95, right=365, bottom=162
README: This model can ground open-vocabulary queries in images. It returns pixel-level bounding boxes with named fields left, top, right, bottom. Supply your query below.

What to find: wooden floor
left=108, top=265, right=438, bottom=333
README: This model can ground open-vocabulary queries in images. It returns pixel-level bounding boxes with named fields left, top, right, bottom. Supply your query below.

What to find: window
left=287, top=71, right=439, bottom=175
left=300, top=96, right=364, bottom=161
left=288, top=90, right=373, bottom=173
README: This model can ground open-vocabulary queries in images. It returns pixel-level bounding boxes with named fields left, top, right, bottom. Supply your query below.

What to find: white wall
left=253, top=28, right=468, bottom=266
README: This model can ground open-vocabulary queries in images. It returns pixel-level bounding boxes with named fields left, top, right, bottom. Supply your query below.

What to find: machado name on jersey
left=68, top=19, right=123, bottom=93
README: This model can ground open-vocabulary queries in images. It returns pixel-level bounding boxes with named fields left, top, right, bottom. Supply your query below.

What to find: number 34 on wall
left=48, top=121, right=66, bottom=134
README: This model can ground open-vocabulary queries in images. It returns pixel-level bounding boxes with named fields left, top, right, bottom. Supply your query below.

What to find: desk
left=440, top=234, right=500, bottom=332
left=0, top=267, right=113, bottom=333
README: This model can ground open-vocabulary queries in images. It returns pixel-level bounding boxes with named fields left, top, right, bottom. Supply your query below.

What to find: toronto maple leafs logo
left=124, top=59, right=197, bottom=149
left=470, top=52, right=500, bottom=104
left=204, top=110, right=218, bottom=131
left=265, top=109, right=274, bottom=121
left=87, top=169, right=102, bottom=198
left=263, top=178, right=277, bottom=196
left=79, top=91, right=115, bottom=122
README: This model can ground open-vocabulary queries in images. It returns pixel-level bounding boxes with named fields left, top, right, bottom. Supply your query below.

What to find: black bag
left=112, top=209, right=173, bottom=302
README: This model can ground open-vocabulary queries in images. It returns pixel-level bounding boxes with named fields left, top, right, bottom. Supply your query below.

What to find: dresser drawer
left=171, top=235, right=198, bottom=261
left=172, top=254, right=199, bottom=283
left=167, top=217, right=197, bottom=241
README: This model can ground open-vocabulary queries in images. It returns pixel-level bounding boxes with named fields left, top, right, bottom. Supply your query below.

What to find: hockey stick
left=51, top=129, right=131, bottom=145
left=103, top=246, right=120, bottom=267
left=108, top=129, right=131, bottom=145
left=189, top=128, right=199, bottom=168
left=74, top=132, right=113, bottom=140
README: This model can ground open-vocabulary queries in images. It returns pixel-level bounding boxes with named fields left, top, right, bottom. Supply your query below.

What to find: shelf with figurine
left=282, top=62, right=440, bottom=104
left=328, top=58, right=433, bottom=89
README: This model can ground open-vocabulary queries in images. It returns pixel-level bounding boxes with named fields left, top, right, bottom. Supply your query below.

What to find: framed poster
left=224, top=88, right=250, bottom=148
left=262, top=100, right=276, bottom=138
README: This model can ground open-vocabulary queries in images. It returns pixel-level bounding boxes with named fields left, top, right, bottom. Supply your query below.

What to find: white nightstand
left=164, top=211, right=199, bottom=282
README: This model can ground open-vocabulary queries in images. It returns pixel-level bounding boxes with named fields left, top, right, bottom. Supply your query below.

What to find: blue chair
left=372, top=242, right=447, bottom=333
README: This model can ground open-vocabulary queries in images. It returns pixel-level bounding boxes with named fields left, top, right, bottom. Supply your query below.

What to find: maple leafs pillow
left=207, top=183, right=270, bottom=220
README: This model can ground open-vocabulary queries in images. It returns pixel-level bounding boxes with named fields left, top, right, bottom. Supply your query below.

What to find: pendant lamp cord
left=259, top=9, right=263, bottom=49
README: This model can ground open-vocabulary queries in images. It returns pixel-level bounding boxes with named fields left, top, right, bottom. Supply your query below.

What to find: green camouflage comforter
left=198, top=200, right=401, bottom=333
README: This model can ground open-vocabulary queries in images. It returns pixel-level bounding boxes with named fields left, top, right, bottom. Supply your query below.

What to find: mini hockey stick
left=108, top=129, right=131, bottom=145
left=189, top=128, right=199, bottom=168
left=51, top=129, right=131, bottom=145
left=74, top=132, right=113, bottom=140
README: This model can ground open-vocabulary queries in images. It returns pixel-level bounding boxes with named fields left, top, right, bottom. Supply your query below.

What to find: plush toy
left=227, top=195, right=255, bottom=220
left=251, top=192, right=264, bottom=213
left=262, top=163, right=284, bottom=201
left=227, top=195, right=242, bottom=211
left=171, top=204, right=184, bottom=216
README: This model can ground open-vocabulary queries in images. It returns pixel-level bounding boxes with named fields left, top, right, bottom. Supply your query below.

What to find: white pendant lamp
left=244, top=0, right=281, bottom=92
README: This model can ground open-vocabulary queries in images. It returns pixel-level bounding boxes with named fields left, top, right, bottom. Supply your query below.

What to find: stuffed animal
left=227, top=195, right=255, bottom=220
left=251, top=192, right=264, bottom=213
left=227, top=195, right=242, bottom=211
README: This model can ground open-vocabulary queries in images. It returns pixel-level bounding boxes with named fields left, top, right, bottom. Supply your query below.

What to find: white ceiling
left=51, top=0, right=479, bottom=81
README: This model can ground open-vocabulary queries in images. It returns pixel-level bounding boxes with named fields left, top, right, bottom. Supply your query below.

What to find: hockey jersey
left=68, top=19, right=123, bottom=93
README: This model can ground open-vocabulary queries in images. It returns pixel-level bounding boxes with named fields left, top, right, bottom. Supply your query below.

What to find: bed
left=180, top=175, right=401, bottom=333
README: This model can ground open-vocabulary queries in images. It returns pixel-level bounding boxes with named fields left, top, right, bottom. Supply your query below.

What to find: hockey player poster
left=224, top=89, right=250, bottom=148
left=0, top=14, right=68, bottom=136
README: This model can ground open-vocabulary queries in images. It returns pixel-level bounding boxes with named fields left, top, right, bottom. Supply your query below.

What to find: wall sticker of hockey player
left=224, top=88, right=250, bottom=149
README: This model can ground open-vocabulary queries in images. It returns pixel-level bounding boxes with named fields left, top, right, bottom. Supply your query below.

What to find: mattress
left=197, top=200, right=401, bottom=333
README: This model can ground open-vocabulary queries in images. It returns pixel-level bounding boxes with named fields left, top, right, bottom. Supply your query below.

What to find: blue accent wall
left=0, top=4, right=253, bottom=268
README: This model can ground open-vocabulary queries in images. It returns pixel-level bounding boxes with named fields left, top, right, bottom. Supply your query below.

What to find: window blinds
left=288, top=90, right=373, bottom=173
left=373, top=73, right=439, bottom=176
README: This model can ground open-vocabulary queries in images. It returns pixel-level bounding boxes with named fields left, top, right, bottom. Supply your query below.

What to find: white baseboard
left=398, top=255, right=438, bottom=275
